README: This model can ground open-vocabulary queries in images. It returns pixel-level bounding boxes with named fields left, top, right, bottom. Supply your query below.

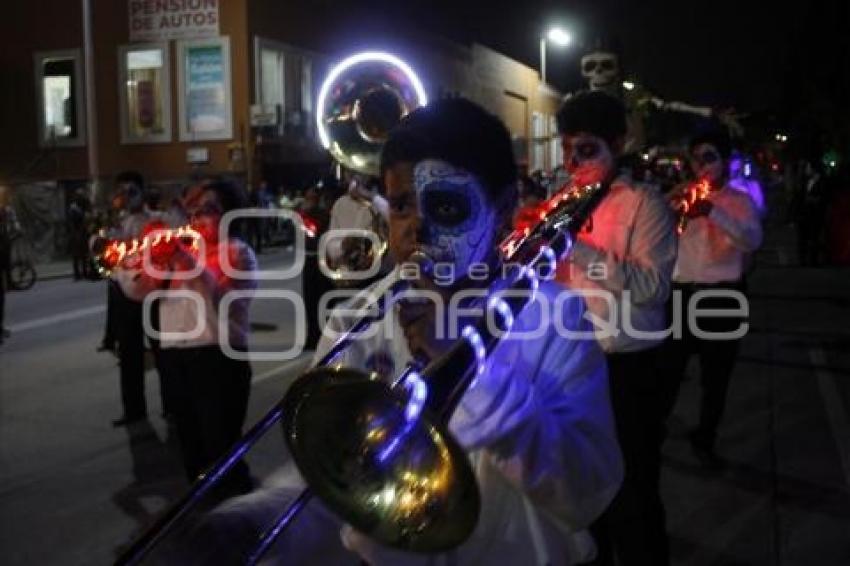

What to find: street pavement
left=1, top=206, right=849, bottom=565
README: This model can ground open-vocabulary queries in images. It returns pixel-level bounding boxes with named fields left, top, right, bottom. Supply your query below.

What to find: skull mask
left=581, top=51, right=619, bottom=91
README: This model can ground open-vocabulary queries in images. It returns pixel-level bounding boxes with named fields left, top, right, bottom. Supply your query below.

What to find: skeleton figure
left=580, top=51, right=620, bottom=92
left=577, top=48, right=744, bottom=156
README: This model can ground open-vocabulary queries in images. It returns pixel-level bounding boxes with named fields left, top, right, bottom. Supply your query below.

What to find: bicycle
left=5, top=232, right=37, bottom=291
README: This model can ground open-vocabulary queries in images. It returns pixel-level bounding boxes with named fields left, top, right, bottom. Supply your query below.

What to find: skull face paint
left=562, top=134, right=616, bottom=187
left=581, top=51, right=620, bottom=91
left=691, top=143, right=725, bottom=185
left=412, top=159, right=497, bottom=283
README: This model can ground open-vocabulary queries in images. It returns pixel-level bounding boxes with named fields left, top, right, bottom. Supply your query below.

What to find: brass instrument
left=670, top=179, right=712, bottom=235
left=316, top=51, right=426, bottom=281
left=90, top=224, right=201, bottom=276
left=114, top=50, right=608, bottom=565
left=115, top=179, right=607, bottom=565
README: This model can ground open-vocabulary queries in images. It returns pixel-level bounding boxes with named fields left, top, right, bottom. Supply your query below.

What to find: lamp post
left=540, top=27, right=572, bottom=85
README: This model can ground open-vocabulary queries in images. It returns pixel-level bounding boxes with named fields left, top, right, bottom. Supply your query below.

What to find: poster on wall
left=129, top=0, right=219, bottom=42
left=185, top=44, right=226, bottom=135
left=136, top=80, right=155, bottom=128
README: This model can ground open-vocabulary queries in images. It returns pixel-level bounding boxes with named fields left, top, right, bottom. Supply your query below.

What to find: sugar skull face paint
left=691, top=143, right=725, bottom=185
left=412, top=159, right=497, bottom=283
left=562, top=133, right=616, bottom=187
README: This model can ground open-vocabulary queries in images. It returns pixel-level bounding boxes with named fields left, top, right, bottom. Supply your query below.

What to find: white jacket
left=315, top=272, right=623, bottom=565
left=190, top=272, right=622, bottom=566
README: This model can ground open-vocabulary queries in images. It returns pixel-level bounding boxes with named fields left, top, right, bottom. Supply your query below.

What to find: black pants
left=158, top=346, right=252, bottom=492
left=302, top=254, right=334, bottom=351
left=103, top=280, right=119, bottom=347
left=660, top=281, right=746, bottom=448
left=0, top=268, right=6, bottom=333
left=590, top=346, right=669, bottom=566
left=116, top=289, right=147, bottom=419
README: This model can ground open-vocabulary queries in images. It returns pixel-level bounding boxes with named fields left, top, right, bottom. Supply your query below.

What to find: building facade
left=0, top=0, right=563, bottom=259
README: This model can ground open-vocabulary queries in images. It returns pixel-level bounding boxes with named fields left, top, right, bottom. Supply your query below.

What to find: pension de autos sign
left=129, top=0, right=219, bottom=42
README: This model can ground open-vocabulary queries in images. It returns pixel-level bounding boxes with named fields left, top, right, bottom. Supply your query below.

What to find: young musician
left=108, top=171, right=152, bottom=426
left=661, top=129, right=762, bottom=467
left=555, top=91, right=678, bottom=565
left=194, top=98, right=622, bottom=565
left=116, top=180, right=257, bottom=493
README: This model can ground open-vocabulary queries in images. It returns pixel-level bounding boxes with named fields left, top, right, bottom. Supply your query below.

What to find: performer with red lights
left=107, top=171, right=153, bottom=427
left=116, top=180, right=258, bottom=493
left=660, top=128, right=762, bottom=468
left=554, top=91, right=678, bottom=566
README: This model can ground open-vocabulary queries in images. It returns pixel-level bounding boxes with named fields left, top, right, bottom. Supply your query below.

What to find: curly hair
left=380, top=97, right=518, bottom=209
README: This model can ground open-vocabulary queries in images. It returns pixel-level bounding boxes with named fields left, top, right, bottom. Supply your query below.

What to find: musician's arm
left=649, top=96, right=713, bottom=117
left=112, top=264, right=163, bottom=302
left=708, top=194, right=763, bottom=252
left=452, top=287, right=623, bottom=529
left=570, top=189, right=677, bottom=306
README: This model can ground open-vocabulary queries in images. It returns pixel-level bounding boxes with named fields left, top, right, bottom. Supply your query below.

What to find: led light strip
left=487, top=295, right=515, bottom=333
left=316, top=51, right=428, bottom=149
left=461, top=325, right=487, bottom=379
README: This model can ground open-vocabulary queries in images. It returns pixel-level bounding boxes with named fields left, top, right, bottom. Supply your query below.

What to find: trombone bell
left=282, top=366, right=480, bottom=552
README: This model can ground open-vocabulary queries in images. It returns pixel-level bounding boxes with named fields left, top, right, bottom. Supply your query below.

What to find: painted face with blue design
left=385, top=159, right=500, bottom=286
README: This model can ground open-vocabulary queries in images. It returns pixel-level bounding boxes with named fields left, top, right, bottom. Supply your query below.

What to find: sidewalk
left=662, top=212, right=850, bottom=564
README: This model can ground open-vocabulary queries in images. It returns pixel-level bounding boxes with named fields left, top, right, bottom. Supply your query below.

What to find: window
left=531, top=112, right=545, bottom=172
left=549, top=115, right=562, bottom=170
left=177, top=36, right=233, bottom=141
left=119, top=43, right=171, bottom=144
left=34, top=49, right=86, bottom=147
left=300, top=58, right=312, bottom=114
left=253, top=37, right=317, bottom=137
left=260, top=48, right=285, bottom=109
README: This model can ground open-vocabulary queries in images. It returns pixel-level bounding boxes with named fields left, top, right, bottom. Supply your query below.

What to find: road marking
left=252, top=353, right=313, bottom=384
left=810, top=347, right=850, bottom=487
left=7, top=305, right=105, bottom=333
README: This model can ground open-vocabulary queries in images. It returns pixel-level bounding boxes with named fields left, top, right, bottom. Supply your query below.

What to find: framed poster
left=177, top=36, right=232, bottom=141
left=118, top=43, right=171, bottom=144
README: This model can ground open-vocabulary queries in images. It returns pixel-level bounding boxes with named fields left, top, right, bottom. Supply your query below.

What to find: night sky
left=347, top=0, right=848, bottom=122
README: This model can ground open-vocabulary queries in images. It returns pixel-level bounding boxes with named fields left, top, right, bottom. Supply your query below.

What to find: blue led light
left=559, top=232, right=574, bottom=261
left=462, top=325, right=487, bottom=377
left=375, top=370, right=428, bottom=464
left=541, top=246, right=557, bottom=272
left=487, top=295, right=514, bottom=332
left=401, top=371, right=428, bottom=423
left=521, top=265, right=540, bottom=303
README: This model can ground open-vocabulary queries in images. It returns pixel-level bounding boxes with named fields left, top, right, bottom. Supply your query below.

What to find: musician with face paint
left=188, top=98, right=622, bottom=566
left=554, top=91, right=678, bottom=566
left=660, top=128, right=762, bottom=468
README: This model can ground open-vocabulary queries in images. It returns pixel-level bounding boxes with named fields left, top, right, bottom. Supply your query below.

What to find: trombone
left=116, top=177, right=607, bottom=565
left=115, top=50, right=609, bottom=564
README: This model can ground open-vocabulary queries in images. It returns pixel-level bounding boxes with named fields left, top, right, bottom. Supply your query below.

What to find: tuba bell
left=316, top=51, right=428, bottom=177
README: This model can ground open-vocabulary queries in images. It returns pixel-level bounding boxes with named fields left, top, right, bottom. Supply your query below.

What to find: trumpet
left=90, top=223, right=202, bottom=276
left=670, top=179, right=712, bottom=235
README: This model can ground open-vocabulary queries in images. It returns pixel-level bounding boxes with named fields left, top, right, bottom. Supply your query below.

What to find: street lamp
left=540, top=26, right=572, bottom=85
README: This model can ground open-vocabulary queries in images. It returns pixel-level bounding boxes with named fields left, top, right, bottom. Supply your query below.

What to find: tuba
left=314, top=51, right=427, bottom=283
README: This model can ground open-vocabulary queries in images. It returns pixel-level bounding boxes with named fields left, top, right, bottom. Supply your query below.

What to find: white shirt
left=327, top=193, right=389, bottom=262
left=673, top=185, right=763, bottom=284
left=312, top=271, right=623, bottom=565
left=556, top=176, right=678, bottom=353
left=116, top=238, right=258, bottom=349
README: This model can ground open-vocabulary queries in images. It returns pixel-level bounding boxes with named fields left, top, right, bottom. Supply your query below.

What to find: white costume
left=190, top=270, right=622, bottom=565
